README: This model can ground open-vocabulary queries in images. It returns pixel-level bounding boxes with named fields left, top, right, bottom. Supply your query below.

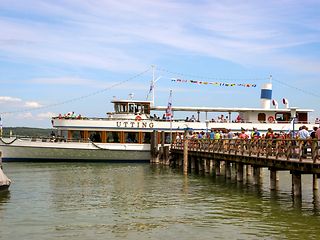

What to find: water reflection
left=2, top=163, right=320, bottom=240
left=0, top=190, right=10, bottom=205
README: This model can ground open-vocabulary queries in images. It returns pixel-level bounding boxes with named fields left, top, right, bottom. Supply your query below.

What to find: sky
left=0, top=0, right=320, bottom=128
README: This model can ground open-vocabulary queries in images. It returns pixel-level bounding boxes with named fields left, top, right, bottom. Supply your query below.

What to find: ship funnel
left=272, top=99, right=278, bottom=109
left=282, top=98, right=289, bottom=108
left=260, top=83, right=272, bottom=109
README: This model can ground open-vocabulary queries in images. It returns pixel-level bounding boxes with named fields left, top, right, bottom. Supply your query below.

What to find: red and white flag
left=165, top=90, right=173, bottom=120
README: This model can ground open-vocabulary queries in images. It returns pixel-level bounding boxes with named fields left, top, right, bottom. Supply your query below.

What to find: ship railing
left=2, top=135, right=91, bottom=144
left=171, top=138, right=320, bottom=163
left=52, top=115, right=314, bottom=125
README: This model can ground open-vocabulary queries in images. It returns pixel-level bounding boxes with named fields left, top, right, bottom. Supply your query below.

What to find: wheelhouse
left=112, top=100, right=151, bottom=115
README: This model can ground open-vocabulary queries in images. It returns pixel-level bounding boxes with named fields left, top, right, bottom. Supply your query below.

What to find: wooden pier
left=169, top=135, right=320, bottom=197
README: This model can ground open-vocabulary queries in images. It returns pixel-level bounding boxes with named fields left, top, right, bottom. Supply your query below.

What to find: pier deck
left=169, top=138, right=320, bottom=196
left=171, top=138, right=320, bottom=173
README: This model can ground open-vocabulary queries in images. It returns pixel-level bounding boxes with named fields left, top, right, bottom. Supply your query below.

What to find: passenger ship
left=0, top=82, right=316, bottom=162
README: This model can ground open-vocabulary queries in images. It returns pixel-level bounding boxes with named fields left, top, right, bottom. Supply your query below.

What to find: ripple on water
left=1, top=163, right=320, bottom=240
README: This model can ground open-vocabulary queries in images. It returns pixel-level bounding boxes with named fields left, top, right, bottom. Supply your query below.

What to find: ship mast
left=152, top=65, right=155, bottom=107
left=150, top=65, right=161, bottom=107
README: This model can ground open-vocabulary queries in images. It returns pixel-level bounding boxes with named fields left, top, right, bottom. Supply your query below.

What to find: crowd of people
left=176, top=125, right=320, bottom=142
left=57, top=112, right=83, bottom=119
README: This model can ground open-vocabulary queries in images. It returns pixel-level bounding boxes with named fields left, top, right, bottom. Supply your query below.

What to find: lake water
left=1, top=162, right=320, bottom=240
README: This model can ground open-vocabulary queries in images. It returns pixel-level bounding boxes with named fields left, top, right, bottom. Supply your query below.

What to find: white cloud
left=1, top=0, right=320, bottom=127
left=24, top=101, right=42, bottom=108
left=36, top=112, right=56, bottom=120
left=17, top=112, right=33, bottom=119
left=30, top=76, right=98, bottom=86
left=0, top=96, right=22, bottom=103
left=16, top=111, right=55, bottom=121
left=0, top=96, right=43, bottom=112
left=0, top=0, right=319, bottom=75
left=2, top=2, right=320, bottom=69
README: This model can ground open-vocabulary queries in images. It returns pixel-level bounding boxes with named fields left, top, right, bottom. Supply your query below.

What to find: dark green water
left=1, top=162, right=320, bottom=240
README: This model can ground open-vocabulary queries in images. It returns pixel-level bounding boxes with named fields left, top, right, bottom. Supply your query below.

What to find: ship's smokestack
left=282, top=98, right=289, bottom=108
left=260, top=83, right=272, bottom=109
left=272, top=99, right=278, bottom=109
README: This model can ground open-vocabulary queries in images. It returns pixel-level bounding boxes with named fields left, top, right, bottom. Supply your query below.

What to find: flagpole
left=165, top=89, right=173, bottom=144
left=0, top=115, right=2, bottom=137
left=169, top=90, right=173, bottom=144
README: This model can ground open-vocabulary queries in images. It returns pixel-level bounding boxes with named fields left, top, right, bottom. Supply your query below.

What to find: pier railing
left=172, top=138, right=320, bottom=163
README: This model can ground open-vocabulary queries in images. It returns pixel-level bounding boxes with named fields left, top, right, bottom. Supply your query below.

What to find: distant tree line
left=2, top=127, right=54, bottom=137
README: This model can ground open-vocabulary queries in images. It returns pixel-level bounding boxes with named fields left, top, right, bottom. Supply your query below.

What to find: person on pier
left=239, top=129, right=248, bottom=139
left=251, top=128, right=261, bottom=139
left=297, top=125, right=310, bottom=158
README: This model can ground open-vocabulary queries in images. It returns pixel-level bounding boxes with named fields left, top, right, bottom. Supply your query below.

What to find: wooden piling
left=225, top=161, right=231, bottom=179
left=198, top=158, right=204, bottom=173
left=215, top=160, right=221, bottom=176
left=292, top=171, right=302, bottom=196
left=313, top=174, right=318, bottom=190
left=209, top=160, right=214, bottom=175
left=179, top=155, right=183, bottom=168
left=246, top=165, right=252, bottom=176
left=183, top=134, right=188, bottom=174
left=237, top=163, right=244, bottom=182
left=170, top=138, right=320, bottom=199
left=204, top=159, right=210, bottom=173
left=253, top=166, right=261, bottom=185
left=163, top=146, right=170, bottom=165
left=191, top=156, right=196, bottom=171
left=270, top=168, right=278, bottom=190
left=150, top=130, right=159, bottom=163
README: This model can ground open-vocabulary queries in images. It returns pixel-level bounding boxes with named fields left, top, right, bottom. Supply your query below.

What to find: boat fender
left=135, top=115, right=142, bottom=121
left=268, top=116, right=275, bottom=123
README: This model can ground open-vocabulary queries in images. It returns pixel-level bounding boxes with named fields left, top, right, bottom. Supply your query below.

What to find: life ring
left=135, top=115, right=142, bottom=121
left=267, top=116, right=274, bottom=123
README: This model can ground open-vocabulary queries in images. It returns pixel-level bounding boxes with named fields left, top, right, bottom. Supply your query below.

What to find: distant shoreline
left=1, top=127, right=54, bottom=137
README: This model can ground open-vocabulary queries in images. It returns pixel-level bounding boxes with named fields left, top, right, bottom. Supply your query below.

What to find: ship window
left=143, top=104, right=150, bottom=114
left=122, top=104, right=128, bottom=112
left=60, top=130, right=68, bottom=140
left=136, top=104, right=143, bottom=114
left=89, top=131, right=102, bottom=142
left=165, top=133, right=171, bottom=143
left=142, top=132, right=151, bottom=143
left=71, top=130, right=82, bottom=141
left=275, top=113, right=284, bottom=122
left=129, top=104, right=135, bottom=113
left=107, top=132, right=120, bottom=143
left=296, top=112, right=307, bottom=124
left=275, top=112, right=291, bottom=122
left=258, top=113, right=266, bottom=122
left=115, top=103, right=128, bottom=113
left=124, top=132, right=138, bottom=143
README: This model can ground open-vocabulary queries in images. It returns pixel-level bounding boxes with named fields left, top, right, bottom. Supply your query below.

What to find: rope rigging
left=0, top=67, right=152, bottom=115
left=1, top=66, right=319, bottom=117
left=157, top=67, right=320, bottom=99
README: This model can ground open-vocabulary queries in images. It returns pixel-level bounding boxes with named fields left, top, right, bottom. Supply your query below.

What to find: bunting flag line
left=171, top=78, right=257, bottom=88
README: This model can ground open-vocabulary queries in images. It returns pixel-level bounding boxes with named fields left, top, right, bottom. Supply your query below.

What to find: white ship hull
left=0, top=138, right=151, bottom=162
left=0, top=80, right=316, bottom=163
